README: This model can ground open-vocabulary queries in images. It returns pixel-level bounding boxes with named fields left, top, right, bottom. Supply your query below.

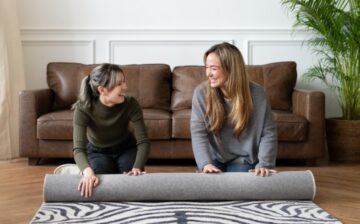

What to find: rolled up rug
left=43, top=171, right=315, bottom=202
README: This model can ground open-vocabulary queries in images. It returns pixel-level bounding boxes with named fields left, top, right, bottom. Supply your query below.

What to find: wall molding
left=22, top=40, right=95, bottom=46
left=108, top=40, right=234, bottom=63
left=20, top=28, right=310, bottom=65
left=21, top=40, right=96, bottom=63
left=246, top=40, right=305, bottom=64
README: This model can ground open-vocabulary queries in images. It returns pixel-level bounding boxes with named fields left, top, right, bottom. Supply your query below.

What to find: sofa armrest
left=292, top=89, right=325, bottom=157
left=19, top=89, right=54, bottom=158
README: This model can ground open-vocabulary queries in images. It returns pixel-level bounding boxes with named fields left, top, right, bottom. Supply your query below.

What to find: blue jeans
left=213, top=159, right=255, bottom=172
left=87, top=135, right=137, bottom=174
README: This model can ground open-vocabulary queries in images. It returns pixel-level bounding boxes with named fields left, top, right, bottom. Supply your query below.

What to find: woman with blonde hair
left=191, top=42, right=277, bottom=176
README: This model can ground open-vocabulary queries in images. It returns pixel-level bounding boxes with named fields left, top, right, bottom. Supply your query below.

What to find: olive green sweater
left=73, top=96, right=150, bottom=172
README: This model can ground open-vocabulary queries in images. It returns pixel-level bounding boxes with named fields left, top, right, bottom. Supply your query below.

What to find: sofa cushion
left=37, top=110, right=308, bottom=142
left=77, top=64, right=172, bottom=111
left=47, top=63, right=171, bottom=111
left=141, top=109, right=172, bottom=140
left=171, top=62, right=297, bottom=111
left=171, top=66, right=207, bottom=111
left=247, top=62, right=297, bottom=110
left=172, top=109, right=191, bottom=139
left=170, top=109, right=308, bottom=142
left=121, top=64, right=171, bottom=110
left=47, top=63, right=86, bottom=111
left=37, top=109, right=171, bottom=141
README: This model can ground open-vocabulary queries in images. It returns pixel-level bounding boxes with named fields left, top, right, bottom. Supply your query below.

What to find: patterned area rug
left=32, top=200, right=341, bottom=224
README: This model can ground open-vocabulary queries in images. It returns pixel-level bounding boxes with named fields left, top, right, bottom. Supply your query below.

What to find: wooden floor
left=0, top=158, right=359, bottom=224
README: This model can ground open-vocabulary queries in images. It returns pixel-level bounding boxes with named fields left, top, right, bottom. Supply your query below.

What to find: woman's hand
left=78, top=167, right=99, bottom=198
left=249, top=168, right=277, bottom=177
left=124, top=168, right=144, bottom=176
left=203, top=164, right=222, bottom=173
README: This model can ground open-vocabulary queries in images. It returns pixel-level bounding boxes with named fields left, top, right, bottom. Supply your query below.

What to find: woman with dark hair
left=191, top=42, right=277, bottom=176
left=72, top=63, right=150, bottom=197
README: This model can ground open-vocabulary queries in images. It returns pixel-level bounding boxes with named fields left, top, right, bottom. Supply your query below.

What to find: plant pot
left=326, top=118, right=360, bottom=162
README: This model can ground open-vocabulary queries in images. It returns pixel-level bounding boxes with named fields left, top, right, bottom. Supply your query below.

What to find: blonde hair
left=204, top=42, right=253, bottom=137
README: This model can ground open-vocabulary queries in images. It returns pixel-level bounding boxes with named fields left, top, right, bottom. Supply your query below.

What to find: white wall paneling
left=247, top=39, right=316, bottom=85
left=108, top=40, right=233, bottom=67
left=22, top=40, right=95, bottom=90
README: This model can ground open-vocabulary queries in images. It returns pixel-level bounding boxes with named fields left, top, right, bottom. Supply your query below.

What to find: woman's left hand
left=249, top=168, right=277, bottom=177
left=124, top=168, right=144, bottom=176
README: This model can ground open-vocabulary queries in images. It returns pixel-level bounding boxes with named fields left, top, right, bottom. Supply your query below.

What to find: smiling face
left=205, top=52, right=228, bottom=93
left=98, top=72, right=127, bottom=107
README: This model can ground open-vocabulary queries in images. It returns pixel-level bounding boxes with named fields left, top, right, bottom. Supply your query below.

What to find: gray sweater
left=191, top=82, right=277, bottom=170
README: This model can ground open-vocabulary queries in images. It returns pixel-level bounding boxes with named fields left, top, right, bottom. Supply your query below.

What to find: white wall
left=16, top=0, right=341, bottom=118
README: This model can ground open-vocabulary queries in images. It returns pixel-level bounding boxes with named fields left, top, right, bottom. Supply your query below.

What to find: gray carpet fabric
left=44, top=171, right=315, bottom=202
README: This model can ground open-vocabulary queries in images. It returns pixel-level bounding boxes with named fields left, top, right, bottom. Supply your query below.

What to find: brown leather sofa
left=19, top=61, right=325, bottom=165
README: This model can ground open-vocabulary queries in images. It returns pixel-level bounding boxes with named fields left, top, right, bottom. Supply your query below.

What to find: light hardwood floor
left=0, top=158, right=359, bottom=224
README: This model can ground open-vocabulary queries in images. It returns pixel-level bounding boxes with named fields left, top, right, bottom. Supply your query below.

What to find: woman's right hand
left=203, top=164, right=222, bottom=173
left=78, top=167, right=99, bottom=198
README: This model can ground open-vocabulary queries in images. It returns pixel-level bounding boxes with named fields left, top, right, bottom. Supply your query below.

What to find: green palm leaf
left=282, top=0, right=360, bottom=119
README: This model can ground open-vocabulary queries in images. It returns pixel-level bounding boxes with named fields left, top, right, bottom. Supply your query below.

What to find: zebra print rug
left=32, top=200, right=341, bottom=224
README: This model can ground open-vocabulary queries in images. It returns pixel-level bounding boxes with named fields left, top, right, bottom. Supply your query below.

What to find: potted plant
left=281, top=0, right=360, bottom=161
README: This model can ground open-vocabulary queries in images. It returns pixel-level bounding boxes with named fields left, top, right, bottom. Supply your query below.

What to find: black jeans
left=87, top=135, right=137, bottom=174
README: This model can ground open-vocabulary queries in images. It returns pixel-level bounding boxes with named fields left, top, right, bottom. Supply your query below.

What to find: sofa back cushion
left=47, top=63, right=171, bottom=110
left=171, top=66, right=207, bottom=111
left=171, top=61, right=297, bottom=111
left=247, top=61, right=297, bottom=110
left=47, top=63, right=85, bottom=110
left=121, top=64, right=171, bottom=110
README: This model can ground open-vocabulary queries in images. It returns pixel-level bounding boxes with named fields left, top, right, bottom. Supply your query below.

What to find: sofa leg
left=28, top=158, right=40, bottom=165
left=305, top=159, right=317, bottom=166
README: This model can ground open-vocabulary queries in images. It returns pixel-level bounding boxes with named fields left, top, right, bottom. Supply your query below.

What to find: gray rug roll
left=43, top=171, right=315, bottom=202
